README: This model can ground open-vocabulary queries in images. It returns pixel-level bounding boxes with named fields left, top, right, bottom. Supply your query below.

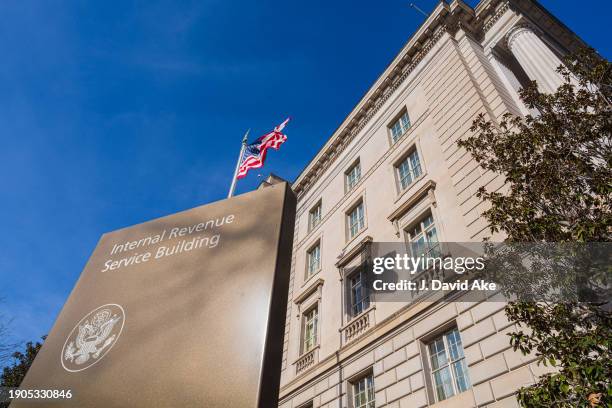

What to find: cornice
left=291, top=0, right=583, bottom=201
left=482, top=1, right=510, bottom=33
left=335, top=235, right=373, bottom=269
left=293, top=278, right=324, bottom=305
left=292, top=2, right=456, bottom=200
left=485, top=0, right=584, bottom=51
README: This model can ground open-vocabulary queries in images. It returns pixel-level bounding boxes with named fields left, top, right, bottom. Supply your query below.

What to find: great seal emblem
left=61, top=304, right=125, bottom=372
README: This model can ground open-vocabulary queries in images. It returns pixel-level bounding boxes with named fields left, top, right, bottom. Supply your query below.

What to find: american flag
left=236, top=118, right=290, bottom=179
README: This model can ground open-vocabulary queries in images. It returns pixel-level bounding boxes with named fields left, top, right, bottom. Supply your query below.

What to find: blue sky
left=0, top=0, right=610, bottom=345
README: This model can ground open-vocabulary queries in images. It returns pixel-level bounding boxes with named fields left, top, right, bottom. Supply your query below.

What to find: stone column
left=505, top=24, right=566, bottom=93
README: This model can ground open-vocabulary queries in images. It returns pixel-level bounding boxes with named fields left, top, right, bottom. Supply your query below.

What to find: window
left=349, top=269, right=370, bottom=317
left=306, top=243, right=321, bottom=278
left=427, top=328, right=471, bottom=402
left=390, top=111, right=411, bottom=143
left=347, top=201, right=365, bottom=239
left=301, top=307, right=318, bottom=353
left=309, top=202, right=322, bottom=231
left=407, top=213, right=440, bottom=259
left=352, top=373, right=375, bottom=408
left=397, top=149, right=422, bottom=190
left=345, top=160, right=361, bottom=191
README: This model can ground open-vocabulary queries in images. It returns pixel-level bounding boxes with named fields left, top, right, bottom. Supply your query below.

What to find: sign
left=13, top=182, right=296, bottom=408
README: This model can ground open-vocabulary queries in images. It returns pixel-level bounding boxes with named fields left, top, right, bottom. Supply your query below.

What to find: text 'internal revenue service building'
left=14, top=181, right=296, bottom=408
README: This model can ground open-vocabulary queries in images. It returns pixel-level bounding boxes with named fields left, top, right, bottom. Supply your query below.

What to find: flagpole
left=228, top=129, right=250, bottom=198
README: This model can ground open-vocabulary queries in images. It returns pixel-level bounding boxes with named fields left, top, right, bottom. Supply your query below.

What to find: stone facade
left=280, top=1, right=582, bottom=407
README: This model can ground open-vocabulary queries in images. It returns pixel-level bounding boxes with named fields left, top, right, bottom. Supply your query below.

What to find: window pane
left=350, top=271, right=370, bottom=316
left=425, top=225, right=440, bottom=257
left=391, top=123, right=402, bottom=142
left=452, top=359, right=470, bottom=392
left=399, top=160, right=409, bottom=175
left=367, top=383, right=375, bottom=407
left=433, top=367, right=455, bottom=401
left=357, top=204, right=364, bottom=229
left=391, top=112, right=411, bottom=143
left=307, top=245, right=320, bottom=276
left=399, top=160, right=412, bottom=189
left=352, top=286, right=361, bottom=307
left=446, top=329, right=464, bottom=361
left=401, top=112, right=411, bottom=131
left=349, top=209, right=358, bottom=237
left=303, top=308, right=318, bottom=352
left=408, top=222, right=422, bottom=239
left=429, top=338, right=448, bottom=369
left=409, top=151, right=422, bottom=178
left=347, top=163, right=361, bottom=190
left=309, top=205, right=321, bottom=229
left=349, top=203, right=364, bottom=238
left=408, top=214, right=439, bottom=261
left=426, top=226, right=438, bottom=243
left=429, top=328, right=471, bottom=402
left=353, top=375, right=375, bottom=408
left=397, top=151, right=422, bottom=190
left=411, top=237, right=428, bottom=259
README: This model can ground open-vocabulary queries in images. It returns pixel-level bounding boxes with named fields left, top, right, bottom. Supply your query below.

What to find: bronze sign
left=13, top=182, right=295, bottom=408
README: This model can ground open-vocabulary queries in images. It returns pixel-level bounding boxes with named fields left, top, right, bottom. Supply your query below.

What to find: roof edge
left=291, top=0, right=481, bottom=196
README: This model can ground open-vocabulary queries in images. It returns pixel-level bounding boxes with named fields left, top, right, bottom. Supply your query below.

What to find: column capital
left=505, top=23, right=539, bottom=50
left=502, top=21, right=565, bottom=94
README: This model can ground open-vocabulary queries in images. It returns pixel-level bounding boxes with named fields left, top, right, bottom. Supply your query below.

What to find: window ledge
left=388, top=180, right=436, bottom=222
left=389, top=112, right=425, bottom=148
left=391, top=124, right=412, bottom=145
left=345, top=226, right=368, bottom=248
left=302, top=269, right=322, bottom=288
left=393, top=173, right=427, bottom=204
left=307, top=222, right=321, bottom=234
left=343, top=177, right=365, bottom=199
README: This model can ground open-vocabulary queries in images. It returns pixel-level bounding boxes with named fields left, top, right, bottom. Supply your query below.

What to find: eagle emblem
left=61, top=304, right=125, bottom=372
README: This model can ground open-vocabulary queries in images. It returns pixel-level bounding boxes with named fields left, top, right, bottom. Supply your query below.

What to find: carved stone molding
left=335, top=235, right=373, bottom=269
left=293, top=278, right=324, bottom=305
left=292, top=19, right=449, bottom=199
left=294, top=345, right=319, bottom=375
left=340, top=306, right=376, bottom=344
left=483, top=1, right=510, bottom=33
